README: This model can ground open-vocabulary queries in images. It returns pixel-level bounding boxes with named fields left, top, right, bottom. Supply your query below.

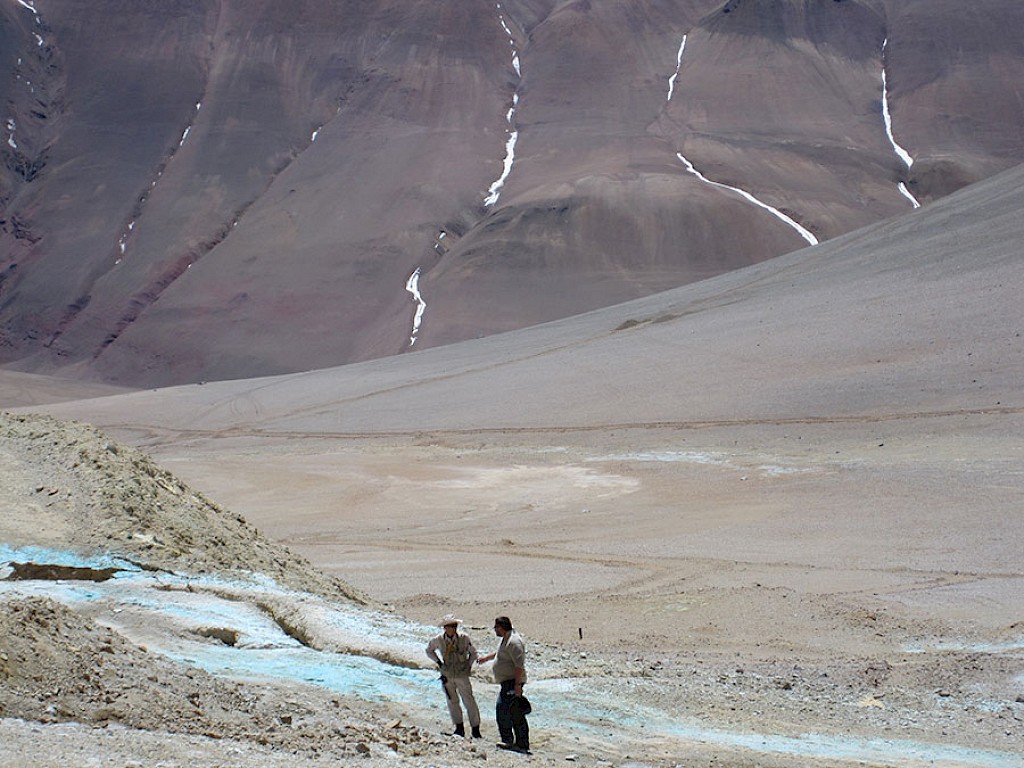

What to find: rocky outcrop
left=0, top=411, right=364, bottom=601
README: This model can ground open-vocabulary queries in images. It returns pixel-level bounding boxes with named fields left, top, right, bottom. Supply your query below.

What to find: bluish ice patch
left=0, top=547, right=434, bottom=660
left=590, top=451, right=729, bottom=465
left=298, top=599, right=428, bottom=657
left=905, top=637, right=1024, bottom=654
left=4, top=546, right=1019, bottom=766
left=588, top=452, right=806, bottom=478
left=0, top=544, right=141, bottom=575
left=0, top=578, right=108, bottom=604
left=106, top=582, right=304, bottom=649
left=0, top=573, right=290, bottom=647
left=653, top=720, right=1022, bottom=767
left=534, top=680, right=1023, bottom=767
left=757, top=464, right=804, bottom=476
left=169, top=643, right=437, bottom=704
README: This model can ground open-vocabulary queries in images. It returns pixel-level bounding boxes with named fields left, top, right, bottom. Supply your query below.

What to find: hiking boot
left=471, top=725, right=482, bottom=739
left=497, top=742, right=531, bottom=755
left=452, top=723, right=465, bottom=737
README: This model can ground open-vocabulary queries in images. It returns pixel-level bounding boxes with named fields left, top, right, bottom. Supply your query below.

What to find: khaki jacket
left=426, top=631, right=478, bottom=678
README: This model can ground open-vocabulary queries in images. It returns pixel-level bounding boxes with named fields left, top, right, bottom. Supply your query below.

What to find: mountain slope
left=1, top=0, right=1022, bottom=386
left=32, top=160, right=1024, bottom=438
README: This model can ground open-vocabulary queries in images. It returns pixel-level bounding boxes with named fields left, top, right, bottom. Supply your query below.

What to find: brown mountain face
left=0, top=0, right=1022, bottom=386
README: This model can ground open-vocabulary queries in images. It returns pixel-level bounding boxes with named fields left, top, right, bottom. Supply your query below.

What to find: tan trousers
left=443, top=675, right=481, bottom=727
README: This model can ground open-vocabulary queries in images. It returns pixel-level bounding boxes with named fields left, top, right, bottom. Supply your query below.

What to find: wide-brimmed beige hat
left=439, top=614, right=462, bottom=626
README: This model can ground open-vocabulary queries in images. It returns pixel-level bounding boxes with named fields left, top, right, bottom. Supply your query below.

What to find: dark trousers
left=496, top=679, right=529, bottom=749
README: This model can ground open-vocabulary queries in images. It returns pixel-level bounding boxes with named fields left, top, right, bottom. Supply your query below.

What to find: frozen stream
left=2, top=546, right=1020, bottom=767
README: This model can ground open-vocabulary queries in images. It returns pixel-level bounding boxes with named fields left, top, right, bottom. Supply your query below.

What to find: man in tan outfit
left=425, top=614, right=482, bottom=738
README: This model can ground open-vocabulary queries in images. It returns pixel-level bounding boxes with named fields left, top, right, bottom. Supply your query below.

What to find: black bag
left=511, top=694, right=532, bottom=716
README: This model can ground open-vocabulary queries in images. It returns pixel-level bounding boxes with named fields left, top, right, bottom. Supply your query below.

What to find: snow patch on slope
left=666, top=35, right=687, bottom=102
left=405, top=267, right=427, bottom=347
left=677, top=153, right=818, bottom=246
left=898, top=182, right=920, bottom=209
left=484, top=4, right=523, bottom=208
left=13, top=0, right=43, bottom=46
left=881, top=39, right=919, bottom=210
left=881, top=40, right=913, bottom=170
left=116, top=101, right=203, bottom=263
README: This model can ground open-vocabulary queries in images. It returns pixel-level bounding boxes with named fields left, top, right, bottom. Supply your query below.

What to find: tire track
left=100, top=404, right=1024, bottom=446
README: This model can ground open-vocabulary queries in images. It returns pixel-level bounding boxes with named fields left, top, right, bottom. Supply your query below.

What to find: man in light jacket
left=478, top=615, right=530, bottom=753
left=425, top=614, right=482, bottom=738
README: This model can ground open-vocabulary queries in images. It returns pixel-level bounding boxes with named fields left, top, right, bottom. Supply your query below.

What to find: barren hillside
left=2, top=0, right=1023, bottom=386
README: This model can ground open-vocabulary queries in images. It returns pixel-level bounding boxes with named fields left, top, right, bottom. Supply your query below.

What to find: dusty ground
left=3, top=410, right=1022, bottom=768
left=0, top=412, right=533, bottom=768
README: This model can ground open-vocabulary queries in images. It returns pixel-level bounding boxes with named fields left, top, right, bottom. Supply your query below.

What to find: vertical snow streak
left=405, top=267, right=427, bottom=347
left=14, top=0, right=45, bottom=45
left=485, top=4, right=522, bottom=208
left=484, top=125, right=518, bottom=207
left=118, top=100, right=202, bottom=262
left=178, top=101, right=202, bottom=148
left=677, top=153, right=818, bottom=246
left=881, top=39, right=913, bottom=169
left=881, top=39, right=919, bottom=209
left=497, top=6, right=520, bottom=75
left=898, top=182, right=920, bottom=209
left=115, top=220, right=137, bottom=264
left=666, top=35, right=687, bottom=102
